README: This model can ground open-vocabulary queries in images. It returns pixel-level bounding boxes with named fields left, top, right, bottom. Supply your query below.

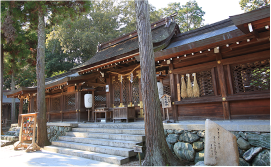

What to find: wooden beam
left=221, top=50, right=270, bottom=65
left=172, top=61, right=217, bottom=74
left=169, top=64, right=178, bottom=122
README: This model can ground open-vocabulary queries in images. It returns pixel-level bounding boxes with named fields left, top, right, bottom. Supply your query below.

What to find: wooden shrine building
left=6, top=6, right=270, bottom=123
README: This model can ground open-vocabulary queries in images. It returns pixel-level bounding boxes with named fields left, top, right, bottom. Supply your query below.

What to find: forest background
left=1, top=0, right=268, bottom=114
left=2, top=0, right=268, bottom=90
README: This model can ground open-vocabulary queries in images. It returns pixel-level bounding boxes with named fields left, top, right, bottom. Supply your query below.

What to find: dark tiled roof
left=72, top=22, right=178, bottom=70
left=166, top=19, right=238, bottom=49
left=230, top=5, right=270, bottom=27
left=2, top=94, right=20, bottom=103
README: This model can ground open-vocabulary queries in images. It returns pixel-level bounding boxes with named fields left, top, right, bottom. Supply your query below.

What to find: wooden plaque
left=134, top=145, right=143, bottom=153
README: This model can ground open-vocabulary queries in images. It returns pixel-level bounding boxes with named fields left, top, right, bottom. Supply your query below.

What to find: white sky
left=148, top=0, right=244, bottom=25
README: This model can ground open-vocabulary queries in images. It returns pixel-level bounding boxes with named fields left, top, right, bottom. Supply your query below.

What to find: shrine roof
left=72, top=18, right=180, bottom=72
left=154, top=5, right=270, bottom=59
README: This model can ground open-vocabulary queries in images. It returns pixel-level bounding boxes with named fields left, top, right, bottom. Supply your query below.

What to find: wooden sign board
left=134, top=145, right=143, bottom=153
left=161, top=94, right=171, bottom=108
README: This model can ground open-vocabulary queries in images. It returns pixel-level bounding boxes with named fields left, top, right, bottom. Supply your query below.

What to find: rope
left=110, top=65, right=140, bottom=76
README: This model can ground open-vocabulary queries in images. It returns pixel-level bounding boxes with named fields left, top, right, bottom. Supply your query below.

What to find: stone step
left=44, top=145, right=129, bottom=165
left=1, top=135, right=19, bottom=142
left=51, top=140, right=136, bottom=157
left=72, top=127, right=145, bottom=135
left=59, top=136, right=142, bottom=149
left=78, top=123, right=145, bottom=129
left=66, top=131, right=145, bottom=142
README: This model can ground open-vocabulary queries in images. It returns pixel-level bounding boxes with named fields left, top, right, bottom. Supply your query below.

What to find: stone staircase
left=44, top=123, right=145, bottom=165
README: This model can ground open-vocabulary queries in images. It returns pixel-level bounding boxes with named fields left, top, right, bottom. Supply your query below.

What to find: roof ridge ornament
left=96, top=42, right=101, bottom=53
left=165, top=12, right=177, bottom=27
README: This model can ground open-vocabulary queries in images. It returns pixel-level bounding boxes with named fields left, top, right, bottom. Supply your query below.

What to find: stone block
left=193, top=142, right=204, bottom=151
left=167, top=129, right=174, bottom=134
left=174, top=129, right=184, bottom=134
left=195, top=150, right=204, bottom=164
left=246, top=133, right=270, bottom=149
left=204, top=119, right=239, bottom=166
left=173, top=142, right=195, bottom=161
left=179, top=132, right=200, bottom=143
left=237, top=137, right=251, bottom=150
left=252, top=150, right=270, bottom=166
left=243, top=147, right=262, bottom=161
left=166, top=134, right=179, bottom=144
left=197, top=130, right=205, bottom=138
left=239, top=158, right=250, bottom=166
left=194, top=161, right=206, bottom=166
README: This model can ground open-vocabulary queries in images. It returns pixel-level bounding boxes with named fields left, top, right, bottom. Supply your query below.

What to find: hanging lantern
left=181, top=75, right=187, bottom=99
left=187, top=74, right=193, bottom=98
left=84, top=94, right=92, bottom=108
left=157, top=82, right=164, bottom=101
left=193, top=73, right=200, bottom=97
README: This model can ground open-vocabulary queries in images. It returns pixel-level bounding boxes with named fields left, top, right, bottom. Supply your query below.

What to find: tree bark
left=134, top=0, right=184, bottom=166
left=36, top=5, right=50, bottom=147
left=1, top=44, right=3, bottom=135
left=11, top=67, right=16, bottom=123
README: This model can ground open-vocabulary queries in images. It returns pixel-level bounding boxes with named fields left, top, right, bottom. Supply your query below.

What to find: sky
left=148, top=0, right=244, bottom=25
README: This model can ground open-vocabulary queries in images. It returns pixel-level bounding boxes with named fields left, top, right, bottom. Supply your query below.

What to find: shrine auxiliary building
left=6, top=6, right=270, bottom=123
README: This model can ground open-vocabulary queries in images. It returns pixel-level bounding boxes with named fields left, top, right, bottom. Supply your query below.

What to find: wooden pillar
left=60, top=94, right=63, bottom=122
left=169, top=64, right=178, bottom=122
left=216, top=53, right=231, bottom=120
left=18, top=97, right=24, bottom=126
left=137, top=70, right=144, bottom=118
left=46, top=98, right=50, bottom=122
left=75, top=88, right=81, bottom=122
left=91, top=90, right=95, bottom=121
left=106, top=76, right=111, bottom=108
left=119, top=75, right=123, bottom=107
left=30, top=95, right=34, bottom=113
left=176, top=74, right=181, bottom=101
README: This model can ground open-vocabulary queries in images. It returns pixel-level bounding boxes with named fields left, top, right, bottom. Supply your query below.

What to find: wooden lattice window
left=180, top=70, right=214, bottom=97
left=122, top=77, right=130, bottom=106
left=163, top=85, right=171, bottom=96
left=64, top=93, right=75, bottom=111
left=132, top=76, right=140, bottom=106
left=51, top=96, right=61, bottom=112
left=231, top=59, right=270, bottom=94
left=94, top=94, right=106, bottom=107
left=197, top=70, right=214, bottom=96
left=113, top=77, right=121, bottom=107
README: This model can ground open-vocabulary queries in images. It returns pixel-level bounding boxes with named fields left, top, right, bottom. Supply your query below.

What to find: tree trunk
left=1, top=44, right=3, bottom=135
left=36, top=5, right=50, bottom=147
left=11, top=67, right=16, bottom=123
left=134, top=0, right=184, bottom=166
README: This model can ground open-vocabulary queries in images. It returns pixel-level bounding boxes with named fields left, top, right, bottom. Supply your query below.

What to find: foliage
left=45, top=0, right=120, bottom=77
left=118, top=0, right=162, bottom=34
left=240, top=0, right=270, bottom=12
left=44, top=0, right=161, bottom=77
left=158, top=0, right=205, bottom=32
left=4, top=29, right=37, bottom=89
left=51, top=70, right=67, bottom=77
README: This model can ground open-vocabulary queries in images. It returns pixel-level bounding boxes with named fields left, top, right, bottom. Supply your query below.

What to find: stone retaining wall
left=47, top=126, right=72, bottom=142
left=165, top=129, right=270, bottom=166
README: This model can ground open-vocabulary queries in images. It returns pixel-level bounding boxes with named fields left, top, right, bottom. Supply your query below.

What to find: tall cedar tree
left=22, top=1, right=91, bottom=147
left=0, top=1, right=17, bottom=135
left=134, top=0, right=184, bottom=166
